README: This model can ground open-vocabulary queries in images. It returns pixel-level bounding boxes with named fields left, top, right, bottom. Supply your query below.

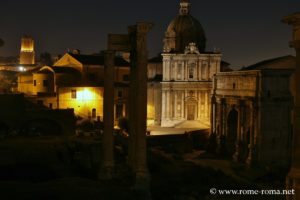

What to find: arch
left=226, top=108, right=238, bottom=156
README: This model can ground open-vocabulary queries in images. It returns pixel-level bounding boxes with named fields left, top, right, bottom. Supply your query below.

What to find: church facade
left=158, top=0, right=223, bottom=127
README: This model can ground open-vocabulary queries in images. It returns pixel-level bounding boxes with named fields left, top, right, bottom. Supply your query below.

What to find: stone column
left=217, top=98, right=227, bottom=155
left=246, top=100, right=255, bottom=166
left=283, top=13, right=300, bottom=200
left=99, top=50, right=115, bottom=179
left=233, top=100, right=244, bottom=162
left=165, top=90, right=170, bottom=119
left=198, top=92, right=202, bottom=118
left=170, top=90, right=173, bottom=119
left=210, top=95, right=216, bottom=134
left=174, top=91, right=178, bottom=118
left=181, top=91, right=185, bottom=118
left=185, top=61, right=188, bottom=80
left=128, top=23, right=153, bottom=193
left=222, top=99, right=227, bottom=136
left=162, top=90, right=166, bottom=119
left=199, top=61, right=202, bottom=80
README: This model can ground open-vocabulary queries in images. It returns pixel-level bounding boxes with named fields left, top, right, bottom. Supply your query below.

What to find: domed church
left=160, top=0, right=223, bottom=127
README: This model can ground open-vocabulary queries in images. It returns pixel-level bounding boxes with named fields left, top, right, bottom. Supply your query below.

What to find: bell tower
left=20, top=35, right=35, bottom=65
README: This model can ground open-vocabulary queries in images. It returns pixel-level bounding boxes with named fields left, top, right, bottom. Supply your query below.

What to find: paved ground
left=148, top=120, right=209, bottom=136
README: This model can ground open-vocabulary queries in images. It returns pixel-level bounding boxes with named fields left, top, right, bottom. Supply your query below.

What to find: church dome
left=163, top=0, right=206, bottom=53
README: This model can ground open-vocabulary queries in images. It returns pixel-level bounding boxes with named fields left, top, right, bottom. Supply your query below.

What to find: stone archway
left=227, top=108, right=238, bottom=156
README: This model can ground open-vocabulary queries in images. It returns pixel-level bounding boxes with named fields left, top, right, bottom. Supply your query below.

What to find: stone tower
left=20, top=35, right=35, bottom=65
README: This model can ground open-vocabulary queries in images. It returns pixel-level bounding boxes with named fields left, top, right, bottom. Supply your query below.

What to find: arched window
left=189, top=67, right=194, bottom=79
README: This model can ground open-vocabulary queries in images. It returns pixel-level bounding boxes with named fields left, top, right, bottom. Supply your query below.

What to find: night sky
left=0, top=0, right=299, bottom=68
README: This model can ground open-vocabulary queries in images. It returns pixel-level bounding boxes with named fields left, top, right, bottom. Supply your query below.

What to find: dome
left=163, top=1, right=206, bottom=53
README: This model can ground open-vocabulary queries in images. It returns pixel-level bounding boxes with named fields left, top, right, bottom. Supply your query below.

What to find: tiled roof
left=69, top=53, right=130, bottom=67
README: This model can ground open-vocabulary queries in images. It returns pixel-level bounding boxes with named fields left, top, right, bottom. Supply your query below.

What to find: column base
left=132, top=170, right=151, bottom=200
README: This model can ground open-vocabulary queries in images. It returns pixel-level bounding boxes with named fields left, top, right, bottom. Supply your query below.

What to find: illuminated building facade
left=17, top=52, right=130, bottom=120
left=158, top=0, right=226, bottom=127
left=20, top=35, right=35, bottom=65
left=211, top=69, right=293, bottom=166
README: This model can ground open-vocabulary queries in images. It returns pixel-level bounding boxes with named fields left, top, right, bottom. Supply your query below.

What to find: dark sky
left=0, top=0, right=299, bottom=68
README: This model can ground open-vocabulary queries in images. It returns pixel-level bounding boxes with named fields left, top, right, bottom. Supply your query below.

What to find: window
left=189, top=68, right=194, bottom=79
left=33, top=80, right=36, bottom=86
left=71, top=90, right=77, bottom=99
left=43, top=80, right=48, bottom=87
left=188, top=63, right=196, bottom=79
left=92, top=108, right=96, bottom=118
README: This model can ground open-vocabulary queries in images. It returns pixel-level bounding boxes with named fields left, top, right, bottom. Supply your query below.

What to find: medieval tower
left=20, top=35, right=35, bottom=65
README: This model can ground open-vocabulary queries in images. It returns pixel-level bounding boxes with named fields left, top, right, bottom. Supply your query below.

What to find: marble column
left=99, top=50, right=115, bottom=179
left=283, top=13, right=300, bottom=200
